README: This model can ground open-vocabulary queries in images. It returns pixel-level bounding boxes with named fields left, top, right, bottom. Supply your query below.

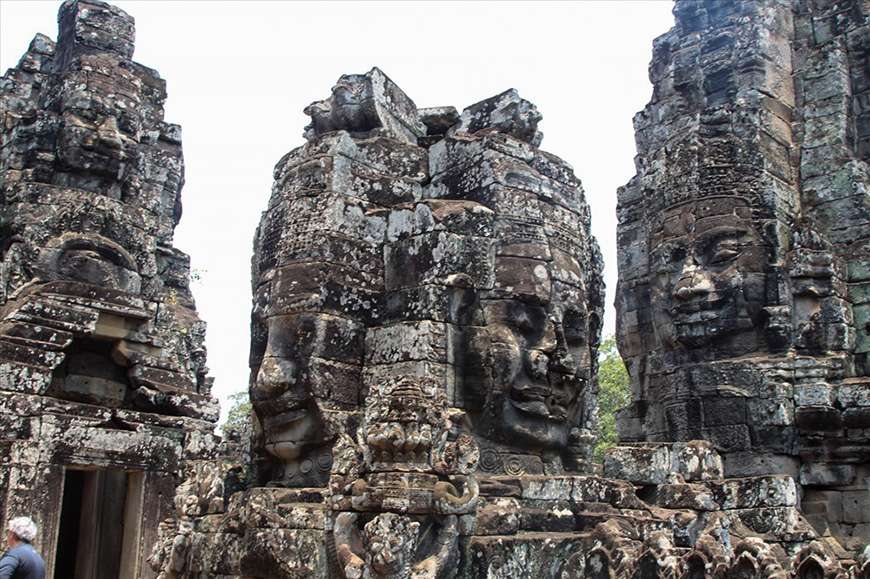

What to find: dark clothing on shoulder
left=0, top=544, right=45, bottom=579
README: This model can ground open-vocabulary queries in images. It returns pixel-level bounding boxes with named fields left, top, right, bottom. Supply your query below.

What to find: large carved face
left=649, top=198, right=768, bottom=352
left=467, top=257, right=593, bottom=455
left=250, top=311, right=363, bottom=485
left=1, top=193, right=151, bottom=301
left=251, top=313, right=329, bottom=483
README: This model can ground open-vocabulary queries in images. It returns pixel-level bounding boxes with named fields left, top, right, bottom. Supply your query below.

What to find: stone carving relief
left=250, top=68, right=603, bottom=490
left=331, top=375, right=477, bottom=579
left=615, top=0, right=870, bottom=552
left=3, top=1, right=869, bottom=577
left=0, top=0, right=215, bottom=420
left=425, top=91, right=604, bottom=475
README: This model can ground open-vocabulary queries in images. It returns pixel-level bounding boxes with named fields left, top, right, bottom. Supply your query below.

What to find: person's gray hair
left=7, top=517, right=37, bottom=543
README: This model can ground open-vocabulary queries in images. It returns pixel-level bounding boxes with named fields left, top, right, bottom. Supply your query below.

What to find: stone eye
left=708, top=242, right=740, bottom=264
left=669, top=246, right=687, bottom=264
left=654, top=245, right=685, bottom=271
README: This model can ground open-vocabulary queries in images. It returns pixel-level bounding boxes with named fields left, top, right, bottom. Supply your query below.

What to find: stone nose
left=527, top=350, right=549, bottom=379
left=549, top=328, right=577, bottom=373
left=673, top=266, right=714, bottom=301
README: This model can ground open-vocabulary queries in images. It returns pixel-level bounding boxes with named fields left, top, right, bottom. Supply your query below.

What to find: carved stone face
left=649, top=199, right=768, bottom=352
left=250, top=310, right=363, bottom=485
left=2, top=193, right=148, bottom=301
left=467, top=259, right=592, bottom=454
left=363, top=514, right=419, bottom=578
left=254, top=357, right=324, bottom=462
left=251, top=313, right=330, bottom=483
left=58, top=112, right=133, bottom=179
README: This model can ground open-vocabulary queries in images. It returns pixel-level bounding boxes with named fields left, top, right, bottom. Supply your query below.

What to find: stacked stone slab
left=616, top=0, right=870, bottom=555
left=0, top=1, right=223, bottom=576
left=146, top=66, right=611, bottom=577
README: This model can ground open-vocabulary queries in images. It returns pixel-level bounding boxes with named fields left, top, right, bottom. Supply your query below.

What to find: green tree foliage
left=594, top=335, right=631, bottom=462
left=222, top=390, right=252, bottom=438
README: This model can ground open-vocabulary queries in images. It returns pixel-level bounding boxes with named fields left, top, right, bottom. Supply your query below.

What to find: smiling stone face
left=250, top=310, right=364, bottom=485
left=251, top=71, right=427, bottom=487
left=649, top=199, right=768, bottom=354
left=0, top=0, right=211, bottom=423
left=254, top=76, right=603, bottom=484
left=424, top=97, right=603, bottom=474
left=467, top=267, right=593, bottom=459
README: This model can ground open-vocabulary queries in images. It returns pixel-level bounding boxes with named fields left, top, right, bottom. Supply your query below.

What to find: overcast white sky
left=1, top=0, right=675, bottom=421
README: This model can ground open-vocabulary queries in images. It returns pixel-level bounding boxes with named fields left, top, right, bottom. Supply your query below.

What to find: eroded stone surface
left=249, top=67, right=604, bottom=491
left=169, top=58, right=864, bottom=576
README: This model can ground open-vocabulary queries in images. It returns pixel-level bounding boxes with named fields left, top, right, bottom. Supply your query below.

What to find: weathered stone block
left=239, top=528, right=327, bottom=578
left=476, top=498, right=521, bottom=535
left=603, top=445, right=670, bottom=485
left=843, top=490, right=870, bottom=524
left=656, top=483, right=719, bottom=510
left=796, top=383, right=837, bottom=407
left=710, top=476, right=797, bottom=509
left=671, top=440, right=724, bottom=481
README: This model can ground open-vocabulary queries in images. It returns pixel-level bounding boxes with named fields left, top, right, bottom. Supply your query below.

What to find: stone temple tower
left=0, top=1, right=223, bottom=576
left=3, top=1, right=869, bottom=578
left=616, top=0, right=870, bottom=555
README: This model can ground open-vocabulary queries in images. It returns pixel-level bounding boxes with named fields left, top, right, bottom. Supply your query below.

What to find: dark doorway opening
left=54, top=470, right=84, bottom=576
left=53, top=468, right=144, bottom=579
